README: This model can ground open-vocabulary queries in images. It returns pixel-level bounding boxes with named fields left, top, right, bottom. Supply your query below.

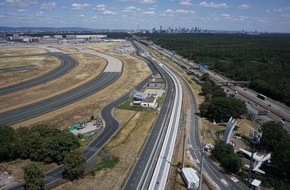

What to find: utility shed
left=251, top=179, right=261, bottom=190
left=181, top=168, right=199, bottom=190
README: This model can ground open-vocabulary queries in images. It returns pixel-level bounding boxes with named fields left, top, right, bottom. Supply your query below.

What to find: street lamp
left=247, top=130, right=262, bottom=185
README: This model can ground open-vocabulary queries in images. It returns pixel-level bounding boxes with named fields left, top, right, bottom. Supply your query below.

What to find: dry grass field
left=0, top=54, right=106, bottom=113
left=0, top=47, right=47, bottom=56
left=51, top=46, right=78, bottom=52
left=53, top=108, right=157, bottom=190
left=14, top=47, right=151, bottom=129
left=1, top=42, right=256, bottom=189
left=0, top=55, right=60, bottom=87
left=1, top=43, right=151, bottom=187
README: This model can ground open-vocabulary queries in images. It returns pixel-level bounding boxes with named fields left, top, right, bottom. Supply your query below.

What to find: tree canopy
left=23, top=162, right=44, bottom=190
left=140, top=33, right=290, bottom=106
left=0, top=124, right=80, bottom=164
left=63, top=148, right=86, bottom=180
left=198, top=75, right=247, bottom=122
left=211, top=141, right=242, bottom=174
left=260, top=121, right=290, bottom=179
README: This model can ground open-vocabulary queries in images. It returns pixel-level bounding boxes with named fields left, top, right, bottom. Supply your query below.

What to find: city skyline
left=0, top=0, right=290, bottom=33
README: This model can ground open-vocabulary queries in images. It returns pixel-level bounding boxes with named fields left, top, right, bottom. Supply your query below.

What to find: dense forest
left=139, top=33, right=290, bottom=106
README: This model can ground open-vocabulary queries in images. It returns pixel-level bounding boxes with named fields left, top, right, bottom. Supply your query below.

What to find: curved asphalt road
left=0, top=53, right=78, bottom=95
left=5, top=42, right=158, bottom=190
left=182, top=66, right=249, bottom=190
left=123, top=42, right=175, bottom=190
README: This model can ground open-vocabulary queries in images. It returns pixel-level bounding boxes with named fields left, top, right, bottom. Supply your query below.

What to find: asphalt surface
left=0, top=65, right=36, bottom=73
left=0, top=72, right=119, bottom=125
left=4, top=43, right=157, bottom=190
left=123, top=42, right=175, bottom=190
left=0, top=53, right=78, bottom=95
left=182, top=69, right=249, bottom=190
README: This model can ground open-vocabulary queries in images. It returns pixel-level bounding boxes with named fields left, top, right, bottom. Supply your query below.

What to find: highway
left=123, top=41, right=182, bottom=190
left=137, top=40, right=249, bottom=189
left=0, top=53, right=78, bottom=95
left=148, top=57, right=183, bottom=189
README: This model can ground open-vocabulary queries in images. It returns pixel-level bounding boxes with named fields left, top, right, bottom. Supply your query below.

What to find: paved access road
left=4, top=42, right=157, bottom=190
left=0, top=53, right=78, bottom=95
left=0, top=71, right=120, bottom=125
left=123, top=41, right=175, bottom=190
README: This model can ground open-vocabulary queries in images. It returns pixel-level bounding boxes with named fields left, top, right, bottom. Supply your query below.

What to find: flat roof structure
left=133, top=91, right=148, bottom=100
left=144, top=89, right=164, bottom=97
left=181, top=167, right=199, bottom=189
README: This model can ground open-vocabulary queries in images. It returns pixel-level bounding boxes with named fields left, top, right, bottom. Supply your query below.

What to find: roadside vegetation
left=23, top=162, right=44, bottom=190
left=199, top=73, right=247, bottom=122
left=139, top=33, right=290, bottom=106
left=211, top=141, right=242, bottom=174
left=254, top=121, right=290, bottom=190
left=0, top=124, right=86, bottom=187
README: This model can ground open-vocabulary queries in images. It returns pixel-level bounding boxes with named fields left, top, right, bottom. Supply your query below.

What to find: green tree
left=63, top=149, right=86, bottom=180
left=200, top=97, right=247, bottom=122
left=260, top=121, right=287, bottom=151
left=0, top=125, right=17, bottom=161
left=211, top=141, right=242, bottom=174
left=211, top=141, right=234, bottom=162
left=271, top=136, right=290, bottom=178
left=223, top=154, right=242, bottom=174
left=260, top=121, right=290, bottom=178
left=23, top=162, right=44, bottom=190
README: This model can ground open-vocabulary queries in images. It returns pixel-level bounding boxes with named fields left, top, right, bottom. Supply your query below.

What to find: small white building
left=140, top=94, right=158, bottom=108
left=181, top=168, right=199, bottom=190
left=251, top=179, right=261, bottom=190
left=133, top=91, right=148, bottom=101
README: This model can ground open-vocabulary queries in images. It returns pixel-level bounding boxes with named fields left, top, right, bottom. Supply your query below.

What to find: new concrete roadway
left=123, top=42, right=175, bottom=190
left=0, top=53, right=78, bottom=95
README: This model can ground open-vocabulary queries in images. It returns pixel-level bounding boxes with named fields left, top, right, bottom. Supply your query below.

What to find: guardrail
left=148, top=59, right=183, bottom=189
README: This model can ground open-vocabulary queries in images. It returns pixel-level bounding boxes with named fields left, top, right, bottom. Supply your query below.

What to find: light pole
left=198, top=125, right=206, bottom=190
left=247, top=130, right=262, bottom=185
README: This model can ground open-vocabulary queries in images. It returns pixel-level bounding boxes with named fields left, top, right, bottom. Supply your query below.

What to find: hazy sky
left=1, top=0, right=290, bottom=33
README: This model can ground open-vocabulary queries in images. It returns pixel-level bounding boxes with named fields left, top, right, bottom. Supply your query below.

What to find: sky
left=0, top=0, right=290, bottom=33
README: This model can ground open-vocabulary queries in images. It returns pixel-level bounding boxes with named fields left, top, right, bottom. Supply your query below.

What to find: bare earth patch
left=0, top=159, right=57, bottom=186
left=0, top=55, right=60, bottom=87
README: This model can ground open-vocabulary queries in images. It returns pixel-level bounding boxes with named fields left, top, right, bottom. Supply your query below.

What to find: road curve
left=0, top=53, right=78, bottom=95
left=123, top=42, right=175, bottom=190
left=4, top=42, right=157, bottom=190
